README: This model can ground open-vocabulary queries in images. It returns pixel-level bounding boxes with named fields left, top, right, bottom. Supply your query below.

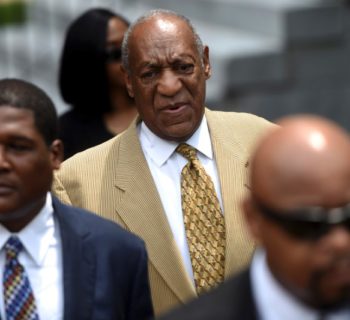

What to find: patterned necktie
left=176, top=143, right=226, bottom=294
left=3, top=236, right=39, bottom=320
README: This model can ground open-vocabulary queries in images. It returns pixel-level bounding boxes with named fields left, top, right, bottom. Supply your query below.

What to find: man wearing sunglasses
left=158, top=115, right=350, bottom=320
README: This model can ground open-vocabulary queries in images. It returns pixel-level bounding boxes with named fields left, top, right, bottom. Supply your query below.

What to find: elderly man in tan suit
left=52, top=9, right=273, bottom=316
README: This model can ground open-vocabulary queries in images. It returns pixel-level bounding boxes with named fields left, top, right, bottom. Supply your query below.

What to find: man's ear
left=243, top=197, right=263, bottom=244
left=202, top=46, right=211, bottom=79
left=49, top=139, right=64, bottom=170
left=121, top=65, right=134, bottom=98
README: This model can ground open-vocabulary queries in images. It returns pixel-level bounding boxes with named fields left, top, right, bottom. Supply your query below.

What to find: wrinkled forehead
left=127, top=19, right=200, bottom=72
left=131, top=15, right=194, bottom=48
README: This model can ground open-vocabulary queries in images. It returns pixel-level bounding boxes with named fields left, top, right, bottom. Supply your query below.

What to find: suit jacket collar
left=113, top=117, right=196, bottom=303
left=53, top=197, right=96, bottom=320
left=205, top=109, right=254, bottom=276
left=231, top=268, right=258, bottom=320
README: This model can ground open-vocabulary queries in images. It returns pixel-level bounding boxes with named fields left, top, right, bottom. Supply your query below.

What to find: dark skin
left=105, top=17, right=137, bottom=134
left=244, top=116, right=350, bottom=309
left=0, top=106, right=62, bottom=232
left=123, top=13, right=211, bottom=142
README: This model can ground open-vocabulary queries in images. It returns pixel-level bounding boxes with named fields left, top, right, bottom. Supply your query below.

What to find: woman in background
left=59, top=8, right=137, bottom=159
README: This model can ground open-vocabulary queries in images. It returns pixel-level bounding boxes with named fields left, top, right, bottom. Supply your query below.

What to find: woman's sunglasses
left=106, top=46, right=122, bottom=63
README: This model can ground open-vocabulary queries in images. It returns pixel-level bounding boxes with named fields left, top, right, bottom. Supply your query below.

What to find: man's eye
left=141, top=70, right=157, bottom=80
left=177, top=64, right=194, bottom=73
left=8, top=144, right=31, bottom=152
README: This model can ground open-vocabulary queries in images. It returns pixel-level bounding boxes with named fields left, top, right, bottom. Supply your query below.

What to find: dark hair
left=59, top=8, right=129, bottom=115
left=0, top=78, right=58, bottom=145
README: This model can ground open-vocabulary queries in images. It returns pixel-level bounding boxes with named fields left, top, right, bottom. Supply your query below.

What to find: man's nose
left=322, top=226, right=350, bottom=253
left=157, top=69, right=182, bottom=96
left=0, top=146, right=10, bottom=171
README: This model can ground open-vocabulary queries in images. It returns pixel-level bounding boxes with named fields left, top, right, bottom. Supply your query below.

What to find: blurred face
left=246, top=192, right=350, bottom=310
left=0, top=107, right=61, bottom=231
left=125, top=16, right=211, bottom=141
left=106, top=17, right=129, bottom=89
left=245, top=115, right=350, bottom=311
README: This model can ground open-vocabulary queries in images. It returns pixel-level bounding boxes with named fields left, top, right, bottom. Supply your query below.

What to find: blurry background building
left=0, top=0, right=349, bottom=128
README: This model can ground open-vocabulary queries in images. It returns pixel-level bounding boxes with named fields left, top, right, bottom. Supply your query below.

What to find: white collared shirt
left=0, top=193, right=64, bottom=320
left=138, top=115, right=223, bottom=282
left=251, top=249, right=350, bottom=320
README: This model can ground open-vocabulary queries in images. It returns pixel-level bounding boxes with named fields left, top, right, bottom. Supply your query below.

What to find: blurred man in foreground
left=159, top=115, right=350, bottom=319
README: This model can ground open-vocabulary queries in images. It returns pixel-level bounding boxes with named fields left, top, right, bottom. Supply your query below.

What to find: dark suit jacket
left=157, top=268, right=258, bottom=320
left=52, top=197, right=154, bottom=320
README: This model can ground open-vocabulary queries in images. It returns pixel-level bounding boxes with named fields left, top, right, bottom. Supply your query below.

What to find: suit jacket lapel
left=53, top=198, right=96, bottom=320
left=206, top=110, right=255, bottom=277
left=236, top=269, right=259, bottom=320
left=113, top=119, right=196, bottom=303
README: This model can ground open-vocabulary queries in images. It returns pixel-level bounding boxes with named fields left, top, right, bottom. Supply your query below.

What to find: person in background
left=52, top=9, right=273, bottom=316
left=158, top=115, right=350, bottom=320
left=0, top=78, right=153, bottom=320
left=58, top=8, right=137, bottom=159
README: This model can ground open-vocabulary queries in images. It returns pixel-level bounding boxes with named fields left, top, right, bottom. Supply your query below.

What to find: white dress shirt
left=139, top=116, right=223, bottom=282
left=251, top=249, right=350, bottom=320
left=0, top=193, right=64, bottom=320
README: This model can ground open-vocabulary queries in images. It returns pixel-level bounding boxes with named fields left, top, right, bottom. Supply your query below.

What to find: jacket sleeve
left=127, top=243, right=154, bottom=320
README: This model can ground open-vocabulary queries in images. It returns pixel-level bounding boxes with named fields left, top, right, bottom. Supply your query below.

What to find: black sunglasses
left=253, top=199, right=350, bottom=241
left=105, top=46, right=122, bottom=63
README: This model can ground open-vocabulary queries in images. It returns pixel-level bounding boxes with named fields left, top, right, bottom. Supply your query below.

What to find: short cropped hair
left=0, top=78, right=58, bottom=146
left=121, top=9, right=204, bottom=74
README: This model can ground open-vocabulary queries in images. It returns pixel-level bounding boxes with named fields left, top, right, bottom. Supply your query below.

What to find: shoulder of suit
left=56, top=198, right=146, bottom=248
left=205, top=108, right=273, bottom=127
left=58, top=130, right=126, bottom=176
left=205, top=108, right=276, bottom=141
left=66, top=134, right=120, bottom=161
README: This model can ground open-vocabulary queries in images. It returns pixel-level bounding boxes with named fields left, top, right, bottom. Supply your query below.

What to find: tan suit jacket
left=52, top=109, right=273, bottom=316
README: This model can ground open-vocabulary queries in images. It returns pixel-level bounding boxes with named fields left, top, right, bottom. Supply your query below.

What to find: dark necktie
left=3, top=236, right=39, bottom=320
left=176, top=143, right=226, bottom=294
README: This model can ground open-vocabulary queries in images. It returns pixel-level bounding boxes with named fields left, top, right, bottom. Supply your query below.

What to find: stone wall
left=0, top=0, right=349, bottom=129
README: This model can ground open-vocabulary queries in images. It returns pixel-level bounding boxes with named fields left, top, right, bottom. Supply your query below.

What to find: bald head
left=251, top=115, right=350, bottom=210
left=244, top=115, right=350, bottom=310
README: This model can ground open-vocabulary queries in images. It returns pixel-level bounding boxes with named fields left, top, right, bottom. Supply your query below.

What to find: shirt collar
left=0, top=192, right=55, bottom=267
left=140, top=115, right=213, bottom=167
left=251, top=249, right=350, bottom=320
